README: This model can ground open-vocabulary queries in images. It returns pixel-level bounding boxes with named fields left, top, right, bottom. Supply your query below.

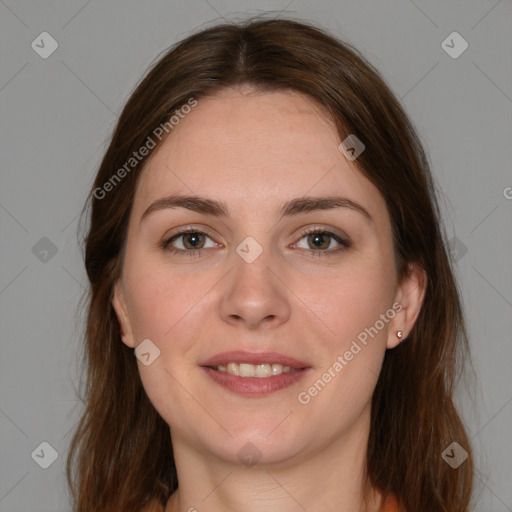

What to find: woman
left=67, top=17, right=474, bottom=512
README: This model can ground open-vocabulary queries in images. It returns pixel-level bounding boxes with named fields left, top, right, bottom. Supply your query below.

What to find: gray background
left=1, top=1, right=511, bottom=511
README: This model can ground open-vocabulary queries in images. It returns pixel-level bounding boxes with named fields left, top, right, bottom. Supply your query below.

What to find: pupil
left=187, top=233, right=201, bottom=248
left=310, top=233, right=327, bottom=249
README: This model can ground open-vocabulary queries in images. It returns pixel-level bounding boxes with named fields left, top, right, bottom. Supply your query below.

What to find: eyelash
left=161, top=227, right=351, bottom=258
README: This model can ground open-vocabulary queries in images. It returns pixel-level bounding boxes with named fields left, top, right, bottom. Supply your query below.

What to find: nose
left=218, top=247, right=291, bottom=331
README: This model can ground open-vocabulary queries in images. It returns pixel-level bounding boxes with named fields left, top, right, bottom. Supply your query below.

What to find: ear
left=111, top=279, right=136, bottom=348
left=387, top=263, right=427, bottom=349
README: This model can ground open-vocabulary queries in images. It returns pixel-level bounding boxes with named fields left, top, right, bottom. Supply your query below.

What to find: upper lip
left=200, top=351, right=310, bottom=369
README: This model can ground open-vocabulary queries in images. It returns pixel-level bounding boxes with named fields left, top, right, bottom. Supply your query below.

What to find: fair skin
left=112, top=87, right=426, bottom=512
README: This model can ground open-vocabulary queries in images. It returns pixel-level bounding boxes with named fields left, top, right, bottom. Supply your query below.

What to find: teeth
left=256, top=364, right=271, bottom=377
left=226, top=362, right=239, bottom=376
left=272, top=364, right=283, bottom=375
left=240, top=363, right=255, bottom=377
left=214, top=362, right=296, bottom=377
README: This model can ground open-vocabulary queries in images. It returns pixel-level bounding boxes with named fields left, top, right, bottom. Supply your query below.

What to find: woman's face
left=112, top=87, right=422, bottom=466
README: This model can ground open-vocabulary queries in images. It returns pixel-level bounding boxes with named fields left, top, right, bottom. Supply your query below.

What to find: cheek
left=123, top=262, right=213, bottom=425
left=305, top=258, right=394, bottom=405
left=298, top=257, right=395, bottom=346
left=123, top=256, right=217, bottom=353
left=295, top=267, right=393, bottom=425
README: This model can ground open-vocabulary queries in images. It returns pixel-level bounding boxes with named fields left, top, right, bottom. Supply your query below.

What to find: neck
left=165, top=403, right=383, bottom=512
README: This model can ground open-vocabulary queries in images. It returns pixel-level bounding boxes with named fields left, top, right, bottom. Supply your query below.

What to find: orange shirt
left=381, top=493, right=399, bottom=512
left=144, top=493, right=400, bottom=511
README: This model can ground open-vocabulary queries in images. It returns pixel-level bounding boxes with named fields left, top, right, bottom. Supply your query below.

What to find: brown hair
left=67, top=16, right=474, bottom=512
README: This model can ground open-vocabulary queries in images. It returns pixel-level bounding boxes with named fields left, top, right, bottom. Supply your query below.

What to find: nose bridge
left=218, top=234, right=290, bottom=329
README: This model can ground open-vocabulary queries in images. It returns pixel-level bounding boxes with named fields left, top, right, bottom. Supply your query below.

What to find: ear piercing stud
left=396, top=330, right=403, bottom=339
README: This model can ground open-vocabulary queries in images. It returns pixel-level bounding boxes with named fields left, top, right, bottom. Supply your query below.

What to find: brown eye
left=307, top=232, right=331, bottom=250
left=163, top=230, right=217, bottom=254
left=181, top=232, right=206, bottom=250
left=294, top=228, right=350, bottom=256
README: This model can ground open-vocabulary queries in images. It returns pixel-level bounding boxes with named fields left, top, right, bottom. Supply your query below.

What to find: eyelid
left=291, top=226, right=351, bottom=252
left=296, top=226, right=351, bottom=244
left=162, top=226, right=222, bottom=249
left=163, top=224, right=220, bottom=241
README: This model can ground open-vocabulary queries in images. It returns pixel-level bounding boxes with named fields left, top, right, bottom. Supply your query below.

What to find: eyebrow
left=140, top=194, right=373, bottom=224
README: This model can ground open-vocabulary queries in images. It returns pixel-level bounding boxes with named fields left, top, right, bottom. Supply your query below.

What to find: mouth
left=212, top=362, right=299, bottom=377
left=200, top=351, right=311, bottom=396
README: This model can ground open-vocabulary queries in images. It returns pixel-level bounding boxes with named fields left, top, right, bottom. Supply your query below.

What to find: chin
left=210, top=415, right=312, bottom=465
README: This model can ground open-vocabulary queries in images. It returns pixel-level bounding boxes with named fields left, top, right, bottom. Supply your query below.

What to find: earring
left=396, top=330, right=403, bottom=340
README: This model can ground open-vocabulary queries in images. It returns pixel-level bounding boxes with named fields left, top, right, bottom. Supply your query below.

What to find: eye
left=293, top=227, right=350, bottom=256
left=162, top=229, right=220, bottom=256
left=162, top=227, right=350, bottom=258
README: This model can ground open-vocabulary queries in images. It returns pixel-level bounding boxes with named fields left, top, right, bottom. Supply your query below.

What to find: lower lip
left=201, top=367, right=309, bottom=396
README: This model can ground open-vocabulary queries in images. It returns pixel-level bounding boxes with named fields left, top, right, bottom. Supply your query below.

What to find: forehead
left=132, top=88, right=387, bottom=223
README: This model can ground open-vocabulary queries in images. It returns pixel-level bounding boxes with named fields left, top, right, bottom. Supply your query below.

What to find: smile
left=200, top=351, right=310, bottom=396
left=213, top=362, right=298, bottom=377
